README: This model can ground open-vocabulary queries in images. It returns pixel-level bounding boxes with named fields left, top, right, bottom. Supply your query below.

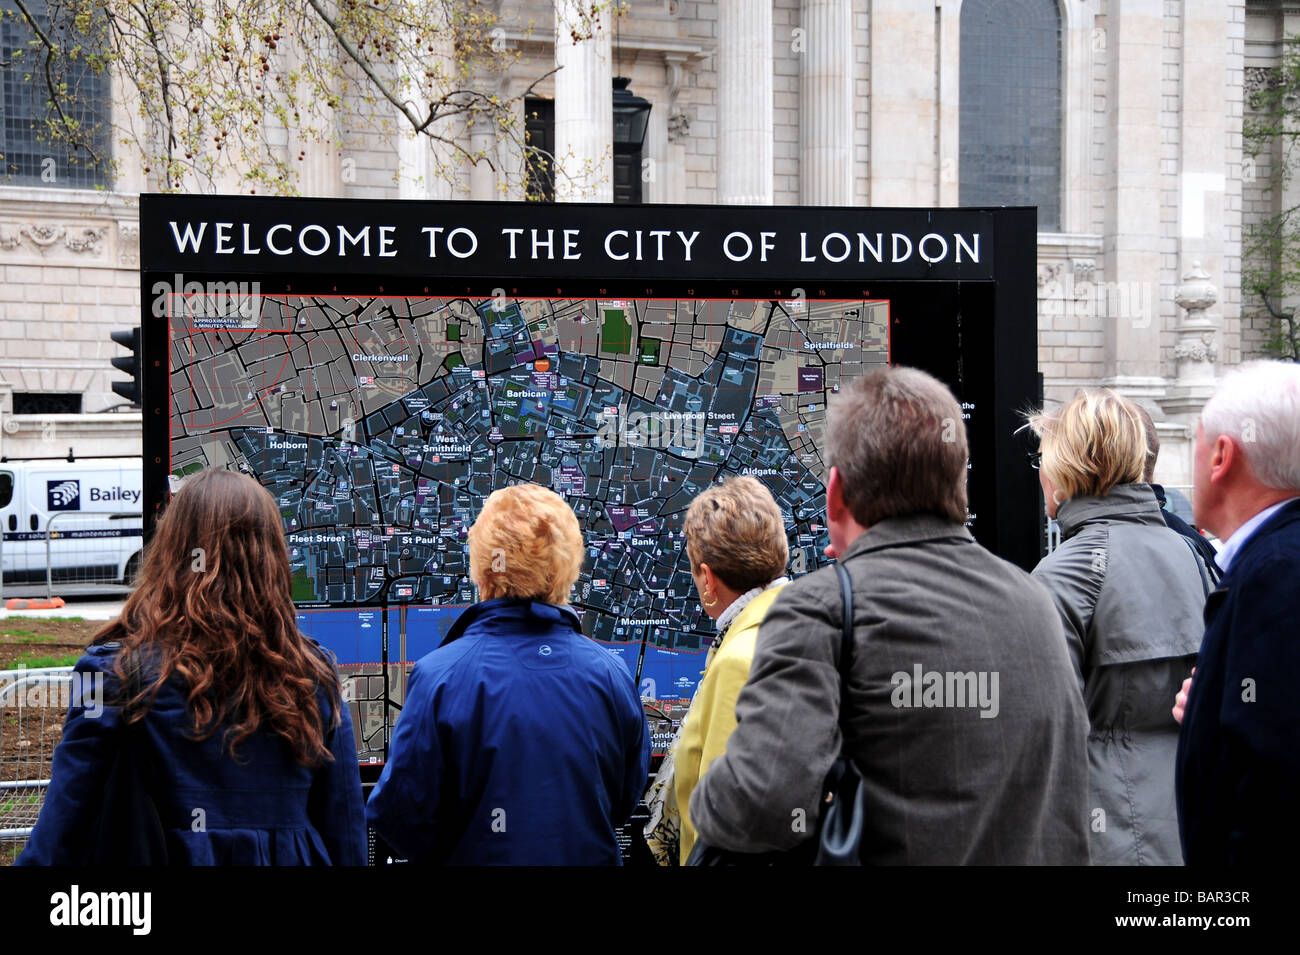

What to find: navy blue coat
left=1176, top=498, right=1300, bottom=865
left=365, top=598, right=651, bottom=865
left=17, top=641, right=367, bottom=866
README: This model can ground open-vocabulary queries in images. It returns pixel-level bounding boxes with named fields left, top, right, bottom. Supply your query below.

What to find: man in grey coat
left=689, top=367, right=1091, bottom=864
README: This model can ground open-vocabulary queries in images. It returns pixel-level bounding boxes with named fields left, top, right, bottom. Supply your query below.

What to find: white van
left=0, top=457, right=143, bottom=588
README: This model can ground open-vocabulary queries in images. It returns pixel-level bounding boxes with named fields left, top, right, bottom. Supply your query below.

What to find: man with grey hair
left=1175, top=360, right=1300, bottom=866
left=689, top=366, right=1091, bottom=863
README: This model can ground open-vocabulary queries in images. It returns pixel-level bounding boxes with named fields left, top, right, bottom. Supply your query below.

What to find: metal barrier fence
left=0, top=511, right=141, bottom=600
left=0, top=667, right=73, bottom=852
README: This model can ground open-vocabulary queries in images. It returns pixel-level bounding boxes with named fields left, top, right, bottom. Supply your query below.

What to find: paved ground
left=0, top=596, right=126, bottom=621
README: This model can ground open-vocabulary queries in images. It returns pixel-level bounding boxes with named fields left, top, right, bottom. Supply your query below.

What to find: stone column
left=1165, top=264, right=1220, bottom=409
left=1157, top=263, right=1220, bottom=486
left=718, top=0, right=773, bottom=204
left=468, top=115, right=497, bottom=201
left=934, top=0, right=961, bottom=206
left=397, top=131, right=430, bottom=199
left=1100, top=0, right=1165, bottom=399
left=554, top=0, right=613, bottom=202
left=868, top=0, right=938, bottom=204
left=398, top=13, right=454, bottom=200
left=799, top=0, right=854, bottom=205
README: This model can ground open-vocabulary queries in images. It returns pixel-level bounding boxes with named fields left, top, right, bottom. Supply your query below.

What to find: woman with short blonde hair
left=468, top=483, right=585, bottom=604
left=368, top=482, right=650, bottom=865
left=644, top=475, right=791, bottom=865
left=682, top=475, right=790, bottom=602
left=1027, top=390, right=1209, bottom=865
left=1029, top=389, right=1148, bottom=506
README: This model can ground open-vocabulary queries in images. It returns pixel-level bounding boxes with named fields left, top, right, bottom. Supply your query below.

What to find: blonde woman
left=644, top=475, right=791, bottom=865
left=1028, top=391, right=1210, bottom=865
left=367, top=483, right=650, bottom=865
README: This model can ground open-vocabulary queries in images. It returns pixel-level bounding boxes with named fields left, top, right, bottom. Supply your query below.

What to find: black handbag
left=687, top=561, right=867, bottom=866
left=88, top=666, right=170, bottom=866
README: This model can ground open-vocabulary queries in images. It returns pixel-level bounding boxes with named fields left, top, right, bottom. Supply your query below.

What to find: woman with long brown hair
left=18, top=469, right=366, bottom=865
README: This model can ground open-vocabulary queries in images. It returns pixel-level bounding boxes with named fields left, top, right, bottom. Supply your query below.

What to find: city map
left=169, top=294, right=889, bottom=760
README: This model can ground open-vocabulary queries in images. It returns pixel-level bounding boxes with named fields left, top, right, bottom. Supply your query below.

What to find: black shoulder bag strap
left=813, top=561, right=867, bottom=866
left=686, top=562, right=867, bottom=867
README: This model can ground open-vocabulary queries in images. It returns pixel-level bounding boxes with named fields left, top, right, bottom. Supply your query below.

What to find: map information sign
left=143, top=196, right=1039, bottom=767
left=169, top=293, right=889, bottom=758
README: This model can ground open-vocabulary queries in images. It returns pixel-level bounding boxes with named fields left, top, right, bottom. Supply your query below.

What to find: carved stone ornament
left=667, top=111, right=691, bottom=142
left=0, top=222, right=108, bottom=255
left=1037, top=262, right=1063, bottom=290
left=1174, top=332, right=1219, bottom=364
left=1245, top=66, right=1276, bottom=99
left=21, top=224, right=64, bottom=248
left=1174, top=261, right=1218, bottom=315
left=1073, top=258, right=1097, bottom=282
left=64, top=227, right=106, bottom=253
left=117, top=222, right=140, bottom=265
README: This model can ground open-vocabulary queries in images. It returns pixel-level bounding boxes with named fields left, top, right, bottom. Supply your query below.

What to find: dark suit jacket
left=689, top=513, right=1092, bottom=864
left=1152, top=483, right=1222, bottom=584
left=1176, top=498, right=1300, bottom=865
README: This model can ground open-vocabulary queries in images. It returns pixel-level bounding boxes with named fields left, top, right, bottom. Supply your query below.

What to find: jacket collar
left=724, top=582, right=787, bottom=638
left=440, top=597, right=582, bottom=647
left=1056, top=483, right=1165, bottom=540
left=1223, top=497, right=1300, bottom=575
left=838, top=512, right=974, bottom=562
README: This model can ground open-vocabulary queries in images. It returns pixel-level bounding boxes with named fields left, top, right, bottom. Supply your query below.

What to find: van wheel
left=123, top=552, right=141, bottom=585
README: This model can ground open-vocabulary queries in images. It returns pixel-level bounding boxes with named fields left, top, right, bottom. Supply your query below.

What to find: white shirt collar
left=1217, top=497, right=1300, bottom=572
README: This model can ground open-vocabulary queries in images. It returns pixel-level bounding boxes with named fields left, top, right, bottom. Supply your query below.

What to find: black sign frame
left=140, top=195, right=1039, bottom=568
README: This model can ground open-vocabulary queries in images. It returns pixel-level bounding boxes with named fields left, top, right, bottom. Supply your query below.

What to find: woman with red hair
left=18, top=469, right=366, bottom=865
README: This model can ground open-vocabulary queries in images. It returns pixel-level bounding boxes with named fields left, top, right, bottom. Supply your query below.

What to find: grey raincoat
left=1032, top=483, right=1209, bottom=865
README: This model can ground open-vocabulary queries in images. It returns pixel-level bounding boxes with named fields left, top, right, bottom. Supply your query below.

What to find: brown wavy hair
left=96, top=469, right=341, bottom=765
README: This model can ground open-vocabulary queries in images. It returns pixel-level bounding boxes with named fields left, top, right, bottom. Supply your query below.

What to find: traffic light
left=110, top=327, right=142, bottom=406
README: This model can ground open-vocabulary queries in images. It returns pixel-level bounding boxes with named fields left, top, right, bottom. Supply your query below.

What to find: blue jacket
left=17, top=641, right=367, bottom=866
left=365, top=598, right=651, bottom=865
left=1176, top=498, right=1300, bottom=865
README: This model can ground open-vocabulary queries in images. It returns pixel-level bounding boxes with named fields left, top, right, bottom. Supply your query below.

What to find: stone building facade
left=0, top=0, right=1280, bottom=493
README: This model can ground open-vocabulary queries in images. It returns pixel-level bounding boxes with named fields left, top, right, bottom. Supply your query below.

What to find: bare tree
left=0, top=0, right=616, bottom=196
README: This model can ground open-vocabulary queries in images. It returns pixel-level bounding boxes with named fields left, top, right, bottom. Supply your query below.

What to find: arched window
left=960, top=0, right=1062, bottom=230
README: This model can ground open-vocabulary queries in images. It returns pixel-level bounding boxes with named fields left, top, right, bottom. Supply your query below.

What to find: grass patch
left=0, top=792, right=42, bottom=814
left=9, top=652, right=80, bottom=669
left=0, top=617, right=85, bottom=625
left=13, top=635, right=62, bottom=645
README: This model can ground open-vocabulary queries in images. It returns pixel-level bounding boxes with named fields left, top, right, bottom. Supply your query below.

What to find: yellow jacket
left=675, top=584, right=787, bottom=864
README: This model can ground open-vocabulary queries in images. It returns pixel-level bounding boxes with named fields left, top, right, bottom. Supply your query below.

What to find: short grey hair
left=1202, top=360, right=1300, bottom=493
left=825, top=366, right=969, bottom=526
